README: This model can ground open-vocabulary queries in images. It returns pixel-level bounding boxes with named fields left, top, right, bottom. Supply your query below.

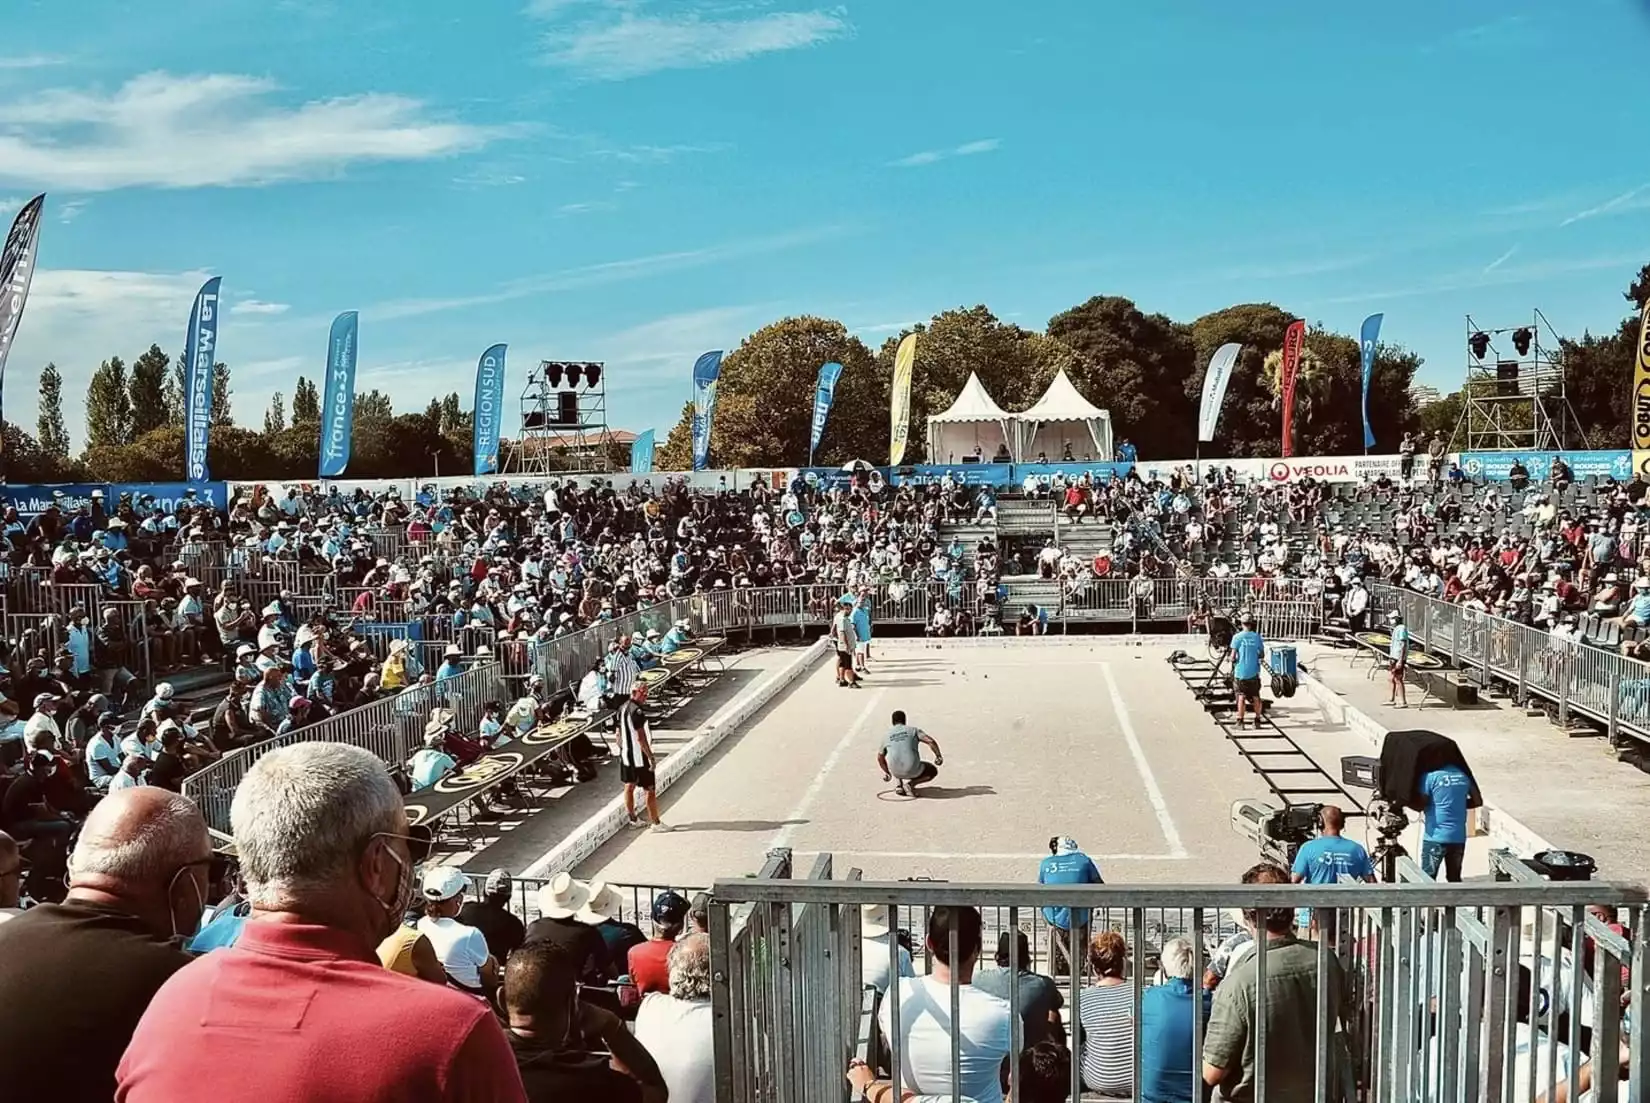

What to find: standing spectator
left=629, top=890, right=692, bottom=996
left=1201, top=862, right=1348, bottom=1103
left=0, top=788, right=209, bottom=1103
left=580, top=879, right=647, bottom=977
left=1039, top=835, right=1103, bottom=978
left=418, top=865, right=499, bottom=998
left=457, top=867, right=527, bottom=964
left=116, top=741, right=527, bottom=1102
left=875, top=905, right=1013, bottom=1103
left=1076, top=930, right=1135, bottom=1096
left=972, top=930, right=1065, bottom=1046
left=1139, top=937, right=1211, bottom=1103
left=502, top=941, right=668, bottom=1102
left=634, top=933, right=716, bottom=1103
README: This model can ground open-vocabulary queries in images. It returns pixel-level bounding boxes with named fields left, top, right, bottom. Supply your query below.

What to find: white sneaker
left=651, top=821, right=674, bottom=832
left=627, top=816, right=647, bottom=830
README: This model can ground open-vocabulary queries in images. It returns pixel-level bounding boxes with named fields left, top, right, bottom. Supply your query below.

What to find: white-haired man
left=1139, top=936, right=1212, bottom=1103
left=117, top=741, right=526, bottom=1102
left=634, top=933, right=715, bottom=1103
left=0, top=787, right=210, bottom=1103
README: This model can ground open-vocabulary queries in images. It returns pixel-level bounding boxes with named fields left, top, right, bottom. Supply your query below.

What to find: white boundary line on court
left=1101, top=661, right=1189, bottom=860
left=769, top=689, right=886, bottom=853
left=797, top=850, right=1189, bottom=861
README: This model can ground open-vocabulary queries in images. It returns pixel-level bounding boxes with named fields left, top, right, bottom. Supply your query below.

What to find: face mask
left=168, top=863, right=206, bottom=943
left=377, top=841, right=414, bottom=931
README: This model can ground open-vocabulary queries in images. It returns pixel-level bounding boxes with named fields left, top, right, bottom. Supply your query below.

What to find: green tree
left=1047, top=296, right=1199, bottom=460
left=654, top=401, right=696, bottom=471
left=1556, top=262, right=1649, bottom=449
left=37, top=362, right=69, bottom=460
left=86, top=356, right=133, bottom=449
left=1419, top=391, right=1465, bottom=441
left=128, top=344, right=171, bottom=437
left=291, top=376, right=321, bottom=425
left=1183, top=304, right=1295, bottom=457
left=165, top=361, right=185, bottom=424
left=263, top=391, right=286, bottom=435
left=211, top=363, right=233, bottom=426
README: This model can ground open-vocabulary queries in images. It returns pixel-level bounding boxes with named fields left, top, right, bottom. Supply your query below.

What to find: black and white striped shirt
left=605, top=649, right=639, bottom=697
left=615, top=699, right=649, bottom=767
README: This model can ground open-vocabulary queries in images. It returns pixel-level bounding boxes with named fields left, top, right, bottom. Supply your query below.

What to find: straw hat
left=861, top=903, right=895, bottom=940
left=576, top=879, right=623, bottom=926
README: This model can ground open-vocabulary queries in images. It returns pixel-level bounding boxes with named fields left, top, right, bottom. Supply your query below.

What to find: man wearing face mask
left=116, top=741, right=527, bottom=1102
left=0, top=787, right=211, bottom=1103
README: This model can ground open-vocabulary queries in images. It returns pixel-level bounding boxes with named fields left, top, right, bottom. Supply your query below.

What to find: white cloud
left=589, top=142, right=728, bottom=163
left=231, top=299, right=291, bottom=316
left=556, top=200, right=618, bottom=216
left=0, top=55, right=64, bottom=71
left=56, top=199, right=88, bottom=224
left=890, top=138, right=1001, bottom=168
left=1560, top=184, right=1650, bottom=227
left=0, top=196, right=23, bottom=216
left=1482, top=245, right=1518, bottom=274
left=0, top=71, right=510, bottom=191
left=534, top=6, right=850, bottom=80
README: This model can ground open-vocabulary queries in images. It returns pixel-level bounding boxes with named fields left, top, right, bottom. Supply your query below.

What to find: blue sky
left=3, top=0, right=1648, bottom=449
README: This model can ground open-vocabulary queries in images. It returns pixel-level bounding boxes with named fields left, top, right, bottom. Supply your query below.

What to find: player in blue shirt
left=1420, top=763, right=1473, bottom=882
left=1228, top=613, right=1266, bottom=729
left=1037, top=836, right=1103, bottom=977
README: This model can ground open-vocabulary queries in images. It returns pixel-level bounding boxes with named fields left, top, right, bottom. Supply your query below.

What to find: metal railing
left=182, top=662, right=512, bottom=833
left=709, top=862, right=1650, bottom=1103
left=1369, top=583, right=1650, bottom=745
left=462, top=874, right=707, bottom=926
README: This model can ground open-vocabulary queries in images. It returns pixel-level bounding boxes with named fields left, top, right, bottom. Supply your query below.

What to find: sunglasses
left=374, top=824, right=433, bottom=863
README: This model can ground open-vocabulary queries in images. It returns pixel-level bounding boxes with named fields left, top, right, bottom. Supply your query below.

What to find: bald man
left=0, top=788, right=210, bottom=1103
left=1289, top=804, right=1375, bottom=935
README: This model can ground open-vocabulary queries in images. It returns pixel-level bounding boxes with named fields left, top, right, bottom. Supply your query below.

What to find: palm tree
left=1262, top=344, right=1327, bottom=452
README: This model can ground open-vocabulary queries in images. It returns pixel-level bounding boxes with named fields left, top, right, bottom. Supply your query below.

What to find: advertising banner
left=319, top=311, right=358, bottom=479
left=1198, top=343, right=1240, bottom=443
left=1633, top=300, right=1650, bottom=478
left=690, top=350, right=723, bottom=471
left=2, top=481, right=226, bottom=519
left=630, top=429, right=655, bottom=474
left=809, top=360, right=842, bottom=464
left=0, top=194, right=45, bottom=449
left=1211, top=453, right=1408, bottom=484
left=1013, top=461, right=1132, bottom=484
left=1460, top=451, right=1632, bottom=483
left=889, top=334, right=917, bottom=465
left=472, top=343, right=506, bottom=477
left=1279, top=320, right=1305, bottom=457
left=1359, top=313, right=1383, bottom=450
left=182, top=276, right=223, bottom=481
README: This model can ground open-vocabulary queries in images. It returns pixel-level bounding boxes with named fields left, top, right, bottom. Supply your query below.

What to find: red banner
left=1279, top=320, right=1305, bottom=458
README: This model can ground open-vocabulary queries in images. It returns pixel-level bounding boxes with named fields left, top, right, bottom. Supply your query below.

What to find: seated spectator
left=634, top=933, right=715, bottom=1103
left=861, top=901, right=915, bottom=993
left=85, top=709, right=124, bottom=790
left=0, top=788, right=209, bottom=1103
left=502, top=941, right=668, bottom=1102
left=524, top=873, right=612, bottom=983
left=581, top=878, right=647, bottom=978
left=1201, top=862, right=1349, bottom=1103
left=409, top=728, right=459, bottom=790
left=147, top=724, right=189, bottom=791
left=116, top=741, right=527, bottom=1101
left=973, top=930, right=1065, bottom=1046
left=1077, top=929, right=1135, bottom=1096
left=875, top=905, right=1013, bottom=1103
left=1140, top=937, right=1212, bottom=1103
left=377, top=905, right=450, bottom=984
left=630, top=890, right=691, bottom=996
left=458, top=867, right=527, bottom=963
left=850, top=1039, right=1072, bottom=1103
left=418, top=865, right=499, bottom=998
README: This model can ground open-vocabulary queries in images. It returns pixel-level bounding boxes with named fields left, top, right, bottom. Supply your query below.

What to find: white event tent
left=1013, top=369, right=1114, bottom=463
left=924, top=372, right=1016, bottom=464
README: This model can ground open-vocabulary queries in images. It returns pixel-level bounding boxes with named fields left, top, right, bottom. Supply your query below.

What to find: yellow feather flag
left=1634, top=300, right=1650, bottom=479
left=889, top=333, right=917, bottom=465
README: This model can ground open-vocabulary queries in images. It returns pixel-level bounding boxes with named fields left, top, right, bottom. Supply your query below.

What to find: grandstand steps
left=128, top=664, right=232, bottom=725
left=1001, top=578, right=1064, bottom=611
left=1055, top=521, right=1114, bottom=560
left=995, top=498, right=1058, bottom=537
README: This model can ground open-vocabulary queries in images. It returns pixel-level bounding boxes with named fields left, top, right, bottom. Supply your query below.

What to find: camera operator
left=1289, top=805, right=1374, bottom=935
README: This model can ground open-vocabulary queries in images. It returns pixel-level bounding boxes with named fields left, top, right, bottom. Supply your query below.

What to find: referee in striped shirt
left=603, top=636, right=640, bottom=711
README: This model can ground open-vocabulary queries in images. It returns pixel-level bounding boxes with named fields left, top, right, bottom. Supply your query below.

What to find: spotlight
left=543, top=362, right=563, bottom=387
left=565, top=362, right=582, bottom=387
left=1469, top=331, right=1490, bottom=360
left=584, top=363, right=602, bottom=387
left=1512, top=327, right=1532, bottom=357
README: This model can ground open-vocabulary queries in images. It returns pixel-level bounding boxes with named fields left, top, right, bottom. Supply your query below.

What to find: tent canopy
left=925, top=372, right=1015, bottom=463
left=1014, top=369, right=1113, bottom=462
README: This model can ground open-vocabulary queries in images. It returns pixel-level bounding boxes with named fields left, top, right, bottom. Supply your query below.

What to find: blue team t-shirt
left=1291, top=835, right=1375, bottom=884
left=1038, top=852, right=1103, bottom=930
left=1231, top=630, right=1264, bottom=680
left=1422, top=766, right=1472, bottom=844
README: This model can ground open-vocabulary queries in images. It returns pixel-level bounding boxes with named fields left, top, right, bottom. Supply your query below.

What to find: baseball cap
left=420, top=865, right=468, bottom=903
left=483, top=868, right=512, bottom=896
left=651, top=890, right=690, bottom=925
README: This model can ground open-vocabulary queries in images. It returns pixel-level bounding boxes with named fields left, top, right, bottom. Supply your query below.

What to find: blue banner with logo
left=1360, top=313, right=1383, bottom=450
left=319, top=311, right=358, bottom=479
left=1460, top=450, right=1632, bottom=482
left=1013, top=461, right=1133, bottom=485
left=182, top=276, right=223, bottom=481
left=0, top=194, right=45, bottom=447
left=472, top=342, right=506, bottom=477
left=690, top=350, right=723, bottom=471
left=2, top=481, right=226, bottom=520
left=808, top=361, right=842, bottom=464
left=631, top=428, right=655, bottom=474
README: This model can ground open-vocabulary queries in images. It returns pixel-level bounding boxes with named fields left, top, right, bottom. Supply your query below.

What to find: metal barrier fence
left=461, top=874, right=708, bottom=926
left=709, top=862, right=1650, bottom=1103
left=1369, top=583, right=1650, bottom=745
left=182, top=662, right=511, bottom=833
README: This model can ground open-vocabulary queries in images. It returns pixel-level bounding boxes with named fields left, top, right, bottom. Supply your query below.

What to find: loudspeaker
left=551, top=392, right=579, bottom=428
left=1496, top=361, right=1519, bottom=397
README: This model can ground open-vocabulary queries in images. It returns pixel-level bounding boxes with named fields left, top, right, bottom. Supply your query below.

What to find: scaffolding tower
left=502, top=360, right=610, bottom=476
left=1451, top=310, right=1588, bottom=454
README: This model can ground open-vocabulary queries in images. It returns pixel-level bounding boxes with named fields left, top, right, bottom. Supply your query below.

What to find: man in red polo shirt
left=628, top=890, right=690, bottom=996
left=116, top=742, right=526, bottom=1103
